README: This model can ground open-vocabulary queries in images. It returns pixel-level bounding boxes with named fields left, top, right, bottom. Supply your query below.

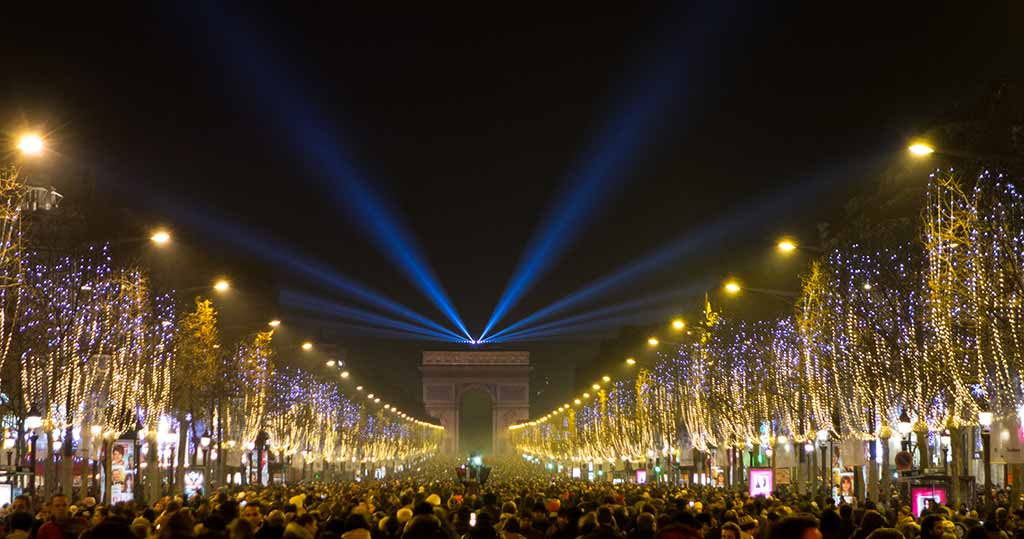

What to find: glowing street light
left=301, top=342, right=313, bottom=351
left=16, top=133, right=44, bottom=155
left=268, top=319, right=281, bottom=328
left=724, top=280, right=742, bottom=294
left=591, top=384, right=600, bottom=390
left=340, top=371, right=350, bottom=378
left=908, top=143, right=935, bottom=156
left=355, top=385, right=364, bottom=391
left=150, top=230, right=171, bottom=245
left=625, top=357, right=636, bottom=366
left=671, top=318, right=686, bottom=331
left=647, top=337, right=659, bottom=347
left=777, top=239, right=797, bottom=253
left=602, top=375, right=611, bottom=382
left=325, top=360, right=336, bottom=367
left=213, top=279, right=230, bottom=293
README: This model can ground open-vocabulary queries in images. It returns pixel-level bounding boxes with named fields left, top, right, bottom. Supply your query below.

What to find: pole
left=27, top=434, right=37, bottom=498
left=821, top=445, right=828, bottom=494
left=983, top=427, right=993, bottom=508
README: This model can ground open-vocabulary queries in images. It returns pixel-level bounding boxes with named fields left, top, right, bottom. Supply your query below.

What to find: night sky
left=0, top=3, right=1011, bottom=415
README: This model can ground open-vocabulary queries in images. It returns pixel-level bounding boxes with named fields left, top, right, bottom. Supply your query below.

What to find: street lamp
left=268, top=319, right=281, bottom=328
left=908, top=143, right=936, bottom=156
left=777, top=239, right=798, bottom=253
left=939, top=430, right=951, bottom=475
left=647, top=337, right=659, bottom=347
left=301, top=341, right=313, bottom=351
left=979, top=410, right=994, bottom=502
left=150, top=230, right=171, bottom=245
left=16, top=134, right=44, bottom=155
left=625, top=357, right=636, bottom=366
left=724, top=281, right=742, bottom=294
left=3, top=432, right=14, bottom=467
left=817, top=429, right=830, bottom=493
left=671, top=318, right=686, bottom=331
left=213, top=279, right=230, bottom=293
left=898, top=410, right=913, bottom=451
left=200, top=431, right=212, bottom=466
left=25, top=405, right=41, bottom=495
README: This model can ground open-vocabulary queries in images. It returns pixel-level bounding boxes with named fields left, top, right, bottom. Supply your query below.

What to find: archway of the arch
left=420, top=351, right=531, bottom=456
left=458, top=388, right=494, bottom=456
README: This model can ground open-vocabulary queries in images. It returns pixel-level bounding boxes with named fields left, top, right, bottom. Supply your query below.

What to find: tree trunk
left=61, top=427, right=72, bottom=498
left=880, top=438, right=891, bottom=502
left=102, top=439, right=112, bottom=505
left=217, top=397, right=225, bottom=486
left=951, top=427, right=962, bottom=508
left=175, top=413, right=188, bottom=491
left=1012, top=463, right=1022, bottom=509
left=868, top=439, right=879, bottom=502
left=44, top=437, right=54, bottom=497
left=146, top=434, right=160, bottom=503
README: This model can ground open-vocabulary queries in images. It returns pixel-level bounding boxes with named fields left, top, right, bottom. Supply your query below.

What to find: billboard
left=110, top=441, right=135, bottom=504
left=911, top=486, right=947, bottom=517
left=749, top=468, right=773, bottom=497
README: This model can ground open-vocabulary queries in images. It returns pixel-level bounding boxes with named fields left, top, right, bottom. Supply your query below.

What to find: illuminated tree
left=170, top=297, right=222, bottom=489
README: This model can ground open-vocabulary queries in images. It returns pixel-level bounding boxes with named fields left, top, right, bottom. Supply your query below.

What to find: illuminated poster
left=110, top=441, right=135, bottom=503
left=748, top=469, right=773, bottom=497
left=838, top=472, right=855, bottom=502
left=184, top=470, right=205, bottom=498
left=910, top=486, right=947, bottom=517
left=635, top=469, right=647, bottom=484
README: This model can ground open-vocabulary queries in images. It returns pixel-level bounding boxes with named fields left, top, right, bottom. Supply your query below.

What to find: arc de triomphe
left=420, top=350, right=531, bottom=456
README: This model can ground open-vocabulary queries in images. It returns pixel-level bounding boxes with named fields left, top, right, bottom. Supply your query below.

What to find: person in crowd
left=36, top=494, right=88, bottom=539
left=5, top=511, right=31, bottom=539
left=257, top=509, right=286, bottom=539
left=771, top=515, right=821, bottom=539
left=0, top=456, right=1017, bottom=539
left=720, top=522, right=742, bottom=539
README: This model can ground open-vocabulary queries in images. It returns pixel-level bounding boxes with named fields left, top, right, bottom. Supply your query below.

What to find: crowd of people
left=0, top=459, right=1016, bottom=539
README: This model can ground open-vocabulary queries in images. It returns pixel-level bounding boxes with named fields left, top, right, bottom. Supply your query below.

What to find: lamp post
left=244, top=441, right=255, bottom=486
left=817, top=429, right=830, bottom=494
left=3, top=431, right=15, bottom=467
left=979, top=410, right=994, bottom=505
left=25, top=406, right=42, bottom=496
left=898, top=410, right=914, bottom=474
left=255, top=431, right=269, bottom=487
left=52, top=430, right=63, bottom=493
left=939, top=430, right=951, bottom=475
left=200, top=431, right=212, bottom=467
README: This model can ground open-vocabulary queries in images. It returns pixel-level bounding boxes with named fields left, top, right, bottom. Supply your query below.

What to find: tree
left=170, top=297, right=222, bottom=490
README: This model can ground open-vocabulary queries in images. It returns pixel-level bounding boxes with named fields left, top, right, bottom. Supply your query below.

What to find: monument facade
left=420, top=350, right=530, bottom=456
